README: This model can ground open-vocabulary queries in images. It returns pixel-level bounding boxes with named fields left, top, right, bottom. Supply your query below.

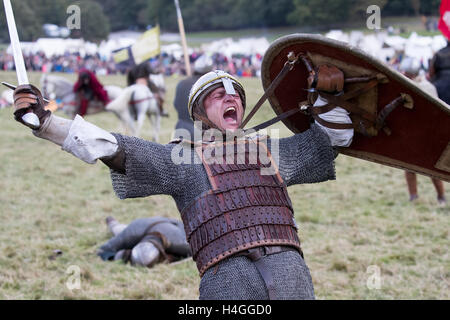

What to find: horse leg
left=124, top=111, right=136, bottom=136
left=146, top=107, right=160, bottom=143
left=152, top=113, right=161, bottom=143
left=135, top=108, right=147, bottom=138
left=112, top=107, right=134, bottom=135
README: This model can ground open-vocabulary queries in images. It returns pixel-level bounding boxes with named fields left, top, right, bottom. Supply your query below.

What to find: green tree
left=288, top=0, right=387, bottom=28
left=287, top=0, right=352, bottom=27
left=349, top=0, right=388, bottom=22
left=94, top=0, right=150, bottom=31
left=147, top=0, right=177, bottom=30
left=147, top=0, right=294, bottom=32
left=419, top=0, right=440, bottom=16
left=71, top=0, right=110, bottom=42
left=266, top=0, right=296, bottom=27
left=30, top=0, right=72, bottom=26
left=0, top=0, right=43, bottom=42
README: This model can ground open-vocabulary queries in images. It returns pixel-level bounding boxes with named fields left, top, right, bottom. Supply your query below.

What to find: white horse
left=150, top=73, right=166, bottom=93
left=106, top=84, right=161, bottom=141
left=40, top=74, right=160, bottom=140
left=0, top=89, right=14, bottom=108
left=149, top=73, right=167, bottom=111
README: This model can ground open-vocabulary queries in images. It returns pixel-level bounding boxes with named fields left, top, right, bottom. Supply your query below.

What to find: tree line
left=0, top=0, right=442, bottom=43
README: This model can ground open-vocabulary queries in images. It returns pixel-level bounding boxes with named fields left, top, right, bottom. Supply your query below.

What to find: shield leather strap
left=244, top=107, right=302, bottom=134
left=240, top=53, right=300, bottom=129
left=303, top=79, right=383, bottom=134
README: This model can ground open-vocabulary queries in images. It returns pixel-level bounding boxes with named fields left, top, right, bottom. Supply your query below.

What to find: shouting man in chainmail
left=13, top=69, right=353, bottom=300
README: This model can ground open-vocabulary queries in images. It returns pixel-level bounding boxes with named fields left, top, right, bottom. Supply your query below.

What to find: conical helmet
left=188, top=70, right=246, bottom=120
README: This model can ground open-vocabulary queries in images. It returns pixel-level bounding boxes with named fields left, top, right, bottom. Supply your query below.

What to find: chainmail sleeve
left=276, top=124, right=338, bottom=187
left=109, top=134, right=182, bottom=199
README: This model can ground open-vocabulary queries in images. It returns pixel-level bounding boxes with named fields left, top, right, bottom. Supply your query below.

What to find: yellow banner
left=113, top=48, right=130, bottom=64
left=131, top=25, right=161, bottom=64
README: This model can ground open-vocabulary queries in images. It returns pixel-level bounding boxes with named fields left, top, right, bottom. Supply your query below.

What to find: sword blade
left=3, top=0, right=28, bottom=85
left=3, top=0, right=41, bottom=129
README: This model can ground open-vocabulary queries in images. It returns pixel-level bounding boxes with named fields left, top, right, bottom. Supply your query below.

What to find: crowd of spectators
left=0, top=49, right=264, bottom=78
left=159, top=51, right=262, bottom=78
left=0, top=51, right=118, bottom=75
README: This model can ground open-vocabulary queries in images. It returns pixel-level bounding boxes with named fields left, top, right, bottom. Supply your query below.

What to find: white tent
left=201, top=37, right=269, bottom=58
left=8, top=38, right=97, bottom=58
left=325, top=30, right=448, bottom=67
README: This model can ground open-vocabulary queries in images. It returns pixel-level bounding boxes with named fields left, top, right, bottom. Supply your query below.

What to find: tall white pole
left=3, top=0, right=28, bottom=85
left=3, top=0, right=40, bottom=129
left=174, top=0, right=192, bottom=76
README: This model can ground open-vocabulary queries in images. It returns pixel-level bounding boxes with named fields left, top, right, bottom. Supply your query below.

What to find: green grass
left=398, top=30, right=442, bottom=38
left=0, top=71, right=448, bottom=300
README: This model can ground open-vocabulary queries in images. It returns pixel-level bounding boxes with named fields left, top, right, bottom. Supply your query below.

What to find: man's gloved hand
left=13, top=84, right=51, bottom=128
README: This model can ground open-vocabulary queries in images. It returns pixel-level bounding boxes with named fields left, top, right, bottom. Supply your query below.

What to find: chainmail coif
left=109, top=124, right=337, bottom=300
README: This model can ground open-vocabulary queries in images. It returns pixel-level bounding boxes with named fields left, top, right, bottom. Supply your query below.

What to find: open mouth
left=223, top=106, right=238, bottom=124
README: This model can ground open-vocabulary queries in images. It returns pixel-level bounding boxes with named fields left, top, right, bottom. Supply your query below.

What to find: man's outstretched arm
left=13, top=85, right=182, bottom=199
left=13, top=84, right=124, bottom=171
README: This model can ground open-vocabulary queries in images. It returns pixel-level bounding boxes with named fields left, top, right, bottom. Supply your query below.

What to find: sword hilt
left=2, top=82, right=46, bottom=130
left=2, top=82, right=50, bottom=103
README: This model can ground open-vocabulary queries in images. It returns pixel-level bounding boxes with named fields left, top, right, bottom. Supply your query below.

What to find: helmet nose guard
left=187, top=70, right=246, bottom=120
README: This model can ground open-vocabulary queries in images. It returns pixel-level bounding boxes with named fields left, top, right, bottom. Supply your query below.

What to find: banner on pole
left=131, top=25, right=161, bottom=65
left=113, top=47, right=131, bottom=64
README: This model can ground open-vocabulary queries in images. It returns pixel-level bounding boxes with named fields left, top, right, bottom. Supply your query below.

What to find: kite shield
left=261, top=34, right=450, bottom=182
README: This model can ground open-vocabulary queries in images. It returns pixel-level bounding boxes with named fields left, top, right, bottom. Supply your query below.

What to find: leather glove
left=13, top=84, right=51, bottom=128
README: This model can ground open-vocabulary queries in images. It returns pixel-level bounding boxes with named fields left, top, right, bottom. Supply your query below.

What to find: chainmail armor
left=110, top=124, right=336, bottom=300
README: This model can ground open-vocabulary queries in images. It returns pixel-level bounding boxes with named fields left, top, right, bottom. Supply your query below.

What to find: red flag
left=439, top=0, right=450, bottom=39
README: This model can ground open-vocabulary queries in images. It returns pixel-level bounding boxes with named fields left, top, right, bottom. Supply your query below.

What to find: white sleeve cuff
left=62, top=115, right=118, bottom=164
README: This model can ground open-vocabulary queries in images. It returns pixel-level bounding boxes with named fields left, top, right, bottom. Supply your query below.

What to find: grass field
left=0, top=71, right=448, bottom=300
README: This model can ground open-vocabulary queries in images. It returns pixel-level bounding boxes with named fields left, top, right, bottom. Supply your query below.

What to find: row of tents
left=5, top=29, right=447, bottom=70
left=325, top=30, right=447, bottom=69
left=6, top=29, right=270, bottom=63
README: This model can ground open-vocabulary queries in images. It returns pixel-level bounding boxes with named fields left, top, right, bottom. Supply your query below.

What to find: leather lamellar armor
left=181, top=138, right=302, bottom=276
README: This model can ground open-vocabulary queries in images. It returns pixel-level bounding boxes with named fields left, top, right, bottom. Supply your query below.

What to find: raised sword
left=3, top=0, right=41, bottom=129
